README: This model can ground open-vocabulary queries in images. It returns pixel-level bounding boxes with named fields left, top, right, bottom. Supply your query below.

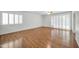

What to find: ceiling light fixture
left=48, top=11, right=53, bottom=15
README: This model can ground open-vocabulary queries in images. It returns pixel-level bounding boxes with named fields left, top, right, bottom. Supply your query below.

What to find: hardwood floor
left=51, top=29, right=78, bottom=48
left=22, top=27, right=51, bottom=48
left=0, top=27, right=78, bottom=48
left=22, top=27, right=78, bottom=48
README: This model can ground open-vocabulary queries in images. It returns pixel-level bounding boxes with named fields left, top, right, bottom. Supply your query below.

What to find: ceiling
left=0, top=11, right=67, bottom=15
left=28, top=11, right=66, bottom=15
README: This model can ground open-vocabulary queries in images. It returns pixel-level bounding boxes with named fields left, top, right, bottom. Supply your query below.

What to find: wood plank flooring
left=22, top=27, right=78, bottom=48
left=0, top=27, right=78, bottom=48
left=22, top=27, right=51, bottom=48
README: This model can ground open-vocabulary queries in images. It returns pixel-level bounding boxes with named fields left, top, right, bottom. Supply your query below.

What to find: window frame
left=2, top=13, right=23, bottom=25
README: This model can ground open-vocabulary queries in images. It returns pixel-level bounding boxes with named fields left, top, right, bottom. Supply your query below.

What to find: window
left=19, top=15, right=23, bottom=24
left=2, top=13, right=8, bottom=25
left=9, top=14, right=14, bottom=24
left=2, top=13, right=23, bottom=25
left=15, top=14, right=19, bottom=24
left=51, top=13, right=71, bottom=30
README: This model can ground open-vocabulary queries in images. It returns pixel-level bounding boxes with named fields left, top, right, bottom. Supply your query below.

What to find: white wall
left=23, top=12, right=42, bottom=28
left=75, top=12, right=79, bottom=31
left=0, top=11, right=42, bottom=35
left=75, top=11, right=79, bottom=46
left=42, top=15, right=51, bottom=27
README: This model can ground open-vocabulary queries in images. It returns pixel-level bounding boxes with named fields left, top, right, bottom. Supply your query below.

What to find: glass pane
left=15, top=14, right=19, bottom=24
left=9, top=14, right=14, bottom=24
left=2, top=13, right=8, bottom=25
left=19, top=15, right=23, bottom=24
